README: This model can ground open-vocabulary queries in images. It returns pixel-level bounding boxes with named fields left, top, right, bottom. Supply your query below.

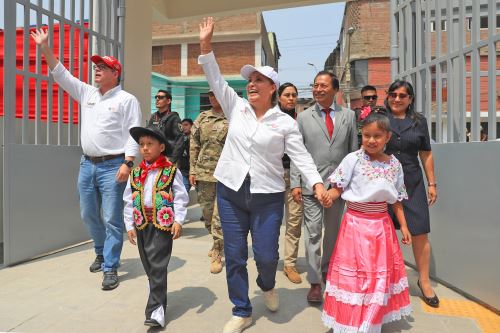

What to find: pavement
left=0, top=203, right=498, bottom=333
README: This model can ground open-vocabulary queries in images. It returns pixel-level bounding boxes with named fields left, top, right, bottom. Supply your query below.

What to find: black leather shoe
left=144, top=318, right=161, bottom=327
left=417, top=279, right=439, bottom=307
left=102, top=271, right=119, bottom=290
left=89, top=255, right=104, bottom=273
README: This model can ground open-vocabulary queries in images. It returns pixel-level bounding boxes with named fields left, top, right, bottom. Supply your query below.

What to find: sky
left=263, top=2, right=346, bottom=98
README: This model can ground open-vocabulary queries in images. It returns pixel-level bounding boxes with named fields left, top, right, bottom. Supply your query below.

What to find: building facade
left=151, top=12, right=280, bottom=120
left=326, top=0, right=500, bottom=141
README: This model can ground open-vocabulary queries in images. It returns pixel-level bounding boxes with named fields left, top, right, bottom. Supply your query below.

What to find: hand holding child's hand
left=313, top=183, right=326, bottom=202
left=322, top=190, right=334, bottom=208
left=171, top=222, right=182, bottom=240
left=127, top=229, right=137, bottom=245
left=400, top=226, right=412, bottom=245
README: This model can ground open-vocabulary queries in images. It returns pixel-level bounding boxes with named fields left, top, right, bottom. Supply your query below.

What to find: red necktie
left=322, top=108, right=334, bottom=139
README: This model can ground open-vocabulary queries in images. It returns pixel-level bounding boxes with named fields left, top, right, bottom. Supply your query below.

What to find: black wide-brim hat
left=129, top=126, right=168, bottom=148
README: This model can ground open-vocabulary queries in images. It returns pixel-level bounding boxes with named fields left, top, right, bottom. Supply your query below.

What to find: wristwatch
left=123, top=160, right=134, bottom=168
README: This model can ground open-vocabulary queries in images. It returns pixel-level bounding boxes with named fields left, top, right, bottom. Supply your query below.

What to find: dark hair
left=361, top=85, right=377, bottom=94
left=157, top=89, right=172, bottom=100
left=278, top=82, right=298, bottom=96
left=360, top=111, right=391, bottom=133
left=314, top=71, right=340, bottom=90
left=384, top=80, right=422, bottom=123
left=181, top=118, right=193, bottom=125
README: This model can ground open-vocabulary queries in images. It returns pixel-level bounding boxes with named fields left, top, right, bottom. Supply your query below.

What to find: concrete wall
left=401, top=142, right=500, bottom=310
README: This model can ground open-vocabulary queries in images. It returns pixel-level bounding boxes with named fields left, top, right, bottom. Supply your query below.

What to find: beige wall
left=152, top=0, right=338, bottom=22
left=124, top=0, right=153, bottom=120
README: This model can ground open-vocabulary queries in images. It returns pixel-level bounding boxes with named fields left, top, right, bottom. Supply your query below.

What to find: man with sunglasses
left=148, top=90, right=184, bottom=164
left=31, top=29, right=142, bottom=291
left=360, top=85, right=378, bottom=107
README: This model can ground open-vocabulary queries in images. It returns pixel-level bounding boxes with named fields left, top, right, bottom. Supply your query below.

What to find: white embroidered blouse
left=327, top=149, right=408, bottom=204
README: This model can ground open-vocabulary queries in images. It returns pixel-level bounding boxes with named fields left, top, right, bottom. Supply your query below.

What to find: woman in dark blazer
left=385, top=80, right=439, bottom=307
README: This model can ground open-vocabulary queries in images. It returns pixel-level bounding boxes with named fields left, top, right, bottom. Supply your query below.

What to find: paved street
left=0, top=204, right=495, bottom=333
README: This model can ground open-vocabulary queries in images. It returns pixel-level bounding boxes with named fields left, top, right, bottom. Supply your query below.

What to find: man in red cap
left=31, top=28, right=142, bottom=291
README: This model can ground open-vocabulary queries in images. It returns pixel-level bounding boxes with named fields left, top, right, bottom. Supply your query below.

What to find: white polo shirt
left=51, top=62, right=141, bottom=157
left=198, top=52, right=322, bottom=193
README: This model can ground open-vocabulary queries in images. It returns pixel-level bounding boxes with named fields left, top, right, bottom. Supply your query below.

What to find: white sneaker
left=264, top=288, right=279, bottom=312
left=222, top=315, right=252, bottom=333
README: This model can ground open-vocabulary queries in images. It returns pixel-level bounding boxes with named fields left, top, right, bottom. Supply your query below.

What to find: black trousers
left=136, top=224, right=173, bottom=319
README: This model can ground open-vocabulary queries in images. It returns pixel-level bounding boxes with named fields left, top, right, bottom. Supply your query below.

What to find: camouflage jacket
left=189, top=109, right=228, bottom=182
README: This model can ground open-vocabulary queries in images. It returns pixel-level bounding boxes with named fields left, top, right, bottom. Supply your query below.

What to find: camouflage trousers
left=197, top=181, right=224, bottom=252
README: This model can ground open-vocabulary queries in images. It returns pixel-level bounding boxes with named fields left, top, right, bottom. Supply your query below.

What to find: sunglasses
left=363, top=95, right=378, bottom=101
left=155, top=95, right=167, bottom=100
left=388, top=92, right=410, bottom=99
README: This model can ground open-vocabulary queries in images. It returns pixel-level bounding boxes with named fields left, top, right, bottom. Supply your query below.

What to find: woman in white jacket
left=199, top=17, right=327, bottom=333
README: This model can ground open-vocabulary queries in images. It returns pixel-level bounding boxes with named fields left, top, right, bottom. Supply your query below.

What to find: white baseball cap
left=240, top=65, right=279, bottom=88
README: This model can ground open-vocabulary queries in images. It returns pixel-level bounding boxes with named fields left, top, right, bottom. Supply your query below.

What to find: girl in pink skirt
left=321, top=112, right=412, bottom=332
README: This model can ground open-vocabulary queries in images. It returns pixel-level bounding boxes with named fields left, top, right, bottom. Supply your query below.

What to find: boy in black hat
left=123, top=125, right=189, bottom=327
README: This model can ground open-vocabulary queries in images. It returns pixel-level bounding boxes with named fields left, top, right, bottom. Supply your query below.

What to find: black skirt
left=389, top=163, right=430, bottom=235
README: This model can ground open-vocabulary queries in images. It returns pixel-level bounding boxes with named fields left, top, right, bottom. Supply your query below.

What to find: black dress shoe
left=144, top=318, right=161, bottom=327
left=102, top=271, right=119, bottom=290
left=89, top=255, right=104, bottom=273
left=417, top=279, right=439, bottom=308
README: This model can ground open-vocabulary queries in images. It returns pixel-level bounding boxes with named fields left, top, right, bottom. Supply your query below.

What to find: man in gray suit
left=290, top=71, right=357, bottom=303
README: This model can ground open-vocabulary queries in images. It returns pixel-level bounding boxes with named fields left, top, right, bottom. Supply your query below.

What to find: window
left=152, top=46, right=163, bottom=65
left=351, top=59, right=368, bottom=89
left=261, top=47, right=267, bottom=66
left=467, top=16, right=500, bottom=30
left=199, top=93, right=211, bottom=112
left=430, top=20, right=447, bottom=32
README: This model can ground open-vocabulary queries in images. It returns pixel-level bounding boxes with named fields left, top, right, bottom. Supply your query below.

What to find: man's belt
left=84, top=153, right=125, bottom=163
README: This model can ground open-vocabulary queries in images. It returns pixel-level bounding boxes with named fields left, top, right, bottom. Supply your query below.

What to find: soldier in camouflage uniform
left=189, top=91, right=228, bottom=274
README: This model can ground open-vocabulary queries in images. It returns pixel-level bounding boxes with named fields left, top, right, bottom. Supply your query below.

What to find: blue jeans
left=182, top=173, right=191, bottom=193
left=217, top=178, right=284, bottom=318
left=78, top=155, right=127, bottom=272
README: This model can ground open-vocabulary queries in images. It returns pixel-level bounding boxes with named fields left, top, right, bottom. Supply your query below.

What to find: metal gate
left=1, top=0, right=124, bottom=266
left=390, top=0, right=500, bottom=310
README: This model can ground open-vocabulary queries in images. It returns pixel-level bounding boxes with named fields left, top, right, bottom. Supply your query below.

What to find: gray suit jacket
left=290, top=103, right=358, bottom=195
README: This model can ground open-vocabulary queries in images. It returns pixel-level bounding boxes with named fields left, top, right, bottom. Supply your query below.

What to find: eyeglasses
left=92, top=64, right=113, bottom=71
left=388, top=92, right=410, bottom=99
left=362, top=95, right=378, bottom=101
left=155, top=95, right=167, bottom=100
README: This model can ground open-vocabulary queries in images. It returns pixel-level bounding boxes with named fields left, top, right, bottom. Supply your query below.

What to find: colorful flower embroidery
left=397, top=185, right=409, bottom=201
left=329, top=167, right=348, bottom=188
left=133, top=208, right=143, bottom=226
left=159, top=191, right=173, bottom=203
left=132, top=191, right=141, bottom=206
left=357, top=150, right=399, bottom=183
left=157, top=206, right=174, bottom=227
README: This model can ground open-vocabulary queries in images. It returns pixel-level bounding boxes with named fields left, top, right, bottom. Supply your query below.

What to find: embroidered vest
left=130, top=165, right=177, bottom=231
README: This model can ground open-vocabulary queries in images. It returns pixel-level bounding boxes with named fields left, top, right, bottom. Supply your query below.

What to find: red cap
left=90, top=55, right=122, bottom=76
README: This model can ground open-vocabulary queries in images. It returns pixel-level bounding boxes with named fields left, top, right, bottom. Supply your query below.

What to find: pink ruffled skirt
left=322, top=202, right=412, bottom=333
